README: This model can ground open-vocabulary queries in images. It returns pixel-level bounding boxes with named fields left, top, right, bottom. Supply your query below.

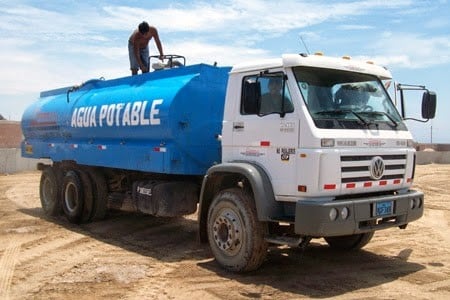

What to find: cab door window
left=241, top=74, right=294, bottom=116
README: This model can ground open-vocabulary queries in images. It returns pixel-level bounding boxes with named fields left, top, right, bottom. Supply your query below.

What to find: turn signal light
left=298, top=185, right=307, bottom=192
left=321, top=138, right=335, bottom=147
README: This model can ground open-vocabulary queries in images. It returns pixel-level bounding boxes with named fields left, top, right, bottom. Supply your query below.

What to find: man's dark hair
left=138, top=21, right=150, bottom=34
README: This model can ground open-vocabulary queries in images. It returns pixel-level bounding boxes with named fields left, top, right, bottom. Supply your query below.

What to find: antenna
left=300, top=35, right=310, bottom=54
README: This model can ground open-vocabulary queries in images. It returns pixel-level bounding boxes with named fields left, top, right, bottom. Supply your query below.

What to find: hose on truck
left=66, top=77, right=105, bottom=103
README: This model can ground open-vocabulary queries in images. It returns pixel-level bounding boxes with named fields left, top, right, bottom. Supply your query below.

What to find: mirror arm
left=403, top=117, right=430, bottom=123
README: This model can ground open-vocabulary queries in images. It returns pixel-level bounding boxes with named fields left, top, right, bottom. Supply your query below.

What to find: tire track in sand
left=0, top=238, right=22, bottom=300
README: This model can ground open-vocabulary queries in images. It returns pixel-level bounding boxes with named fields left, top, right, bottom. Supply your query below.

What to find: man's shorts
left=128, top=42, right=149, bottom=71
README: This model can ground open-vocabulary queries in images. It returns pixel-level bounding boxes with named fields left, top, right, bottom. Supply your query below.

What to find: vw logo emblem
left=370, top=156, right=385, bottom=180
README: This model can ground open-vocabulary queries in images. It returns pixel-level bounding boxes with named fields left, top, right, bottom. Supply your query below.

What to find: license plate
left=374, top=201, right=393, bottom=217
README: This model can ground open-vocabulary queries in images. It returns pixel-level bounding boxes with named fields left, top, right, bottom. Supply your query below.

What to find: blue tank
left=21, top=64, right=231, bottom=175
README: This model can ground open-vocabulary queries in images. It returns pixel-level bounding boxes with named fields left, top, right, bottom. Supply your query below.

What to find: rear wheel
left=78, top=169, right=94, bottom=223
left=324, top=232, right=375, bottom=250
left=39, top=167, right=62, bottom=216
left=62, top=170, right=84, bottom=224
left=88, top=168, right=108, bottom=221
left=207, top=188, right=268, bottom=272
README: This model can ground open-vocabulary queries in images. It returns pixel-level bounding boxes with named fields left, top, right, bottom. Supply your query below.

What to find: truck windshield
left=293, top=66, right=406, bottom=130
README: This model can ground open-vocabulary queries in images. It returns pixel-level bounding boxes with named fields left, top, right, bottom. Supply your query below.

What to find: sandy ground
left=1, top=164, right=449, bottom=299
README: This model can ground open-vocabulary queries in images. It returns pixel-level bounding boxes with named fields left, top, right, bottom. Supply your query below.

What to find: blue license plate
left=374, top=201, right=393, bottom=217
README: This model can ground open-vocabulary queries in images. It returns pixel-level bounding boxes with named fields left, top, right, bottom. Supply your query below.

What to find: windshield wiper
left=363, top=111, right=399, bottom=127
left=315, top=109, right=371, bottom=126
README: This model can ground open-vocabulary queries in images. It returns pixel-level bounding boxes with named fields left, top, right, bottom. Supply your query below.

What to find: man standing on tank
left=128, top=21, right=164, bottom=75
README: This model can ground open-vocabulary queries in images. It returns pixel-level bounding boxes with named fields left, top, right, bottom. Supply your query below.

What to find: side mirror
left=422, top=91, right=436, bottom=119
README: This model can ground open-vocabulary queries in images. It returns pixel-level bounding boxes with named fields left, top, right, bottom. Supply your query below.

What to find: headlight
left=329, top=208, right=338, bottom=221
left=341, top=207, right=349, bottom=220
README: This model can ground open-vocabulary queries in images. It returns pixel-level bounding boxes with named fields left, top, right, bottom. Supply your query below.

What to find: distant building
left=416, top=143, right=450, bottom=152
left=0, top=120, right=23, bottom=148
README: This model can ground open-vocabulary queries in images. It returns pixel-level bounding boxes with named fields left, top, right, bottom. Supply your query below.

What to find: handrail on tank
left=150, top=54, right=186, bottom=71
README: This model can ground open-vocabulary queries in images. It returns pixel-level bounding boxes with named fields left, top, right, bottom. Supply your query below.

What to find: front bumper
left=295, top=190, right=424, bottom=237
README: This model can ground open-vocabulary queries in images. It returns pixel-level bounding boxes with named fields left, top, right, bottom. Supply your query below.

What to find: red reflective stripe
left=324, top=184, right=336, bottom=190
left=379, top=180, right=387, bottom=186
left=394, top=179, right=401, bottom=184
left=260, top=141, right=270, bottom=147
left=364, top=182, right=372, bottom=187
left=346, top=183, right=356, bottom=189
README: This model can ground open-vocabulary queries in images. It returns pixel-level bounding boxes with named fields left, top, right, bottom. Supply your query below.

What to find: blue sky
left=0, top=0, right=449, bottom=143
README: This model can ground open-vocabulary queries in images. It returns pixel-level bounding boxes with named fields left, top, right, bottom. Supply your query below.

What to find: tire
left=325, top=232, right=375, bottom=250
left=62, top=170, right=84, bottom=224
left=39, top=167, right=62, bottom=216
left=88, top=169, right=108, bottom=221
left=78, top=169, right=94, bottom=223
left=207, top=188, right=268, bottom=272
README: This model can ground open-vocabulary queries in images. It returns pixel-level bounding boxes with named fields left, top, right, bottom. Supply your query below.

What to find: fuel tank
left=21, top=64, right=231, bottom=175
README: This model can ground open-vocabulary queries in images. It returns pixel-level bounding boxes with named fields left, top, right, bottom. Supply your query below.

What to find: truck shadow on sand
left=199, top=245, right=425, bottom=298
left=20, top=207, right=425, bottom=298
left=19, top=207, right=210, bottom=261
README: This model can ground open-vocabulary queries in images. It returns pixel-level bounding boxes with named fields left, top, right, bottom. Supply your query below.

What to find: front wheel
left=207, top=188, right=268, bottom=272
left=324, top=232, right=374, bottom=250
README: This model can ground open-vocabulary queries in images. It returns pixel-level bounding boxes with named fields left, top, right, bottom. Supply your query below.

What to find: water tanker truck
left=21, top=53, right=436, bottom=272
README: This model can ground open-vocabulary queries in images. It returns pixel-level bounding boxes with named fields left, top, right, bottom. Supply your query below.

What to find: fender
left=198, top=162, right=283, bottom=242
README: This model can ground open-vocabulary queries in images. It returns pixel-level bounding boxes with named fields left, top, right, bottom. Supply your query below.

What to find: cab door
left=230, top=72, right=299, bottom=197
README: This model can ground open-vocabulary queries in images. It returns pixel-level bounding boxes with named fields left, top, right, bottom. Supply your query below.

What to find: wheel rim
left=64, top=182, right=79, bottom=213
left=212, top=208, right=243, bottom=256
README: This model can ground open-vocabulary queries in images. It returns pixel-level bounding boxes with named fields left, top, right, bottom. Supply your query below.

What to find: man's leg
left=129, top=42, right=139, bottom=75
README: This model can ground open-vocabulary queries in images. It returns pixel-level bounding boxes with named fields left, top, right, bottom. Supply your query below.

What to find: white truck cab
left=223, top=53, right=415, bottom=198
left=199, top=53, right=436, bottom=272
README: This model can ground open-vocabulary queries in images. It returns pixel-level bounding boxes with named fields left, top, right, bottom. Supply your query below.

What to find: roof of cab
left=230, top=53, right=392, bottom=80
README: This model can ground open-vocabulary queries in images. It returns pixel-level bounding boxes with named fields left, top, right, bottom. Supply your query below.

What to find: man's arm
left=150, top=27, right=164, bottom=60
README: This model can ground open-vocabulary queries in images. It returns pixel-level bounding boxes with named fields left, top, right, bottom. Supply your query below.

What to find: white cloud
left=0, top=1, right=419, bottom=50
left=425, top=18, right=449, bottom=29
left=366, top=32, right=450, bottom=69
left=102, top=0, right=414, bottom=36
left=164, top=40, right=270, bottom=66
left=337, top=25, right=375, bottom=30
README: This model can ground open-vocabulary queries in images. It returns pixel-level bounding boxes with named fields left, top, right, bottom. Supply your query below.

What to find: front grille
left=340, top=154, right=406, bottom=161
left=340, top=154, right=406, bottom=183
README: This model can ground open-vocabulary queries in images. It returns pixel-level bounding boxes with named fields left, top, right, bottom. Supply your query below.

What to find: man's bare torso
left=129, top=29, right=155, bottom=49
